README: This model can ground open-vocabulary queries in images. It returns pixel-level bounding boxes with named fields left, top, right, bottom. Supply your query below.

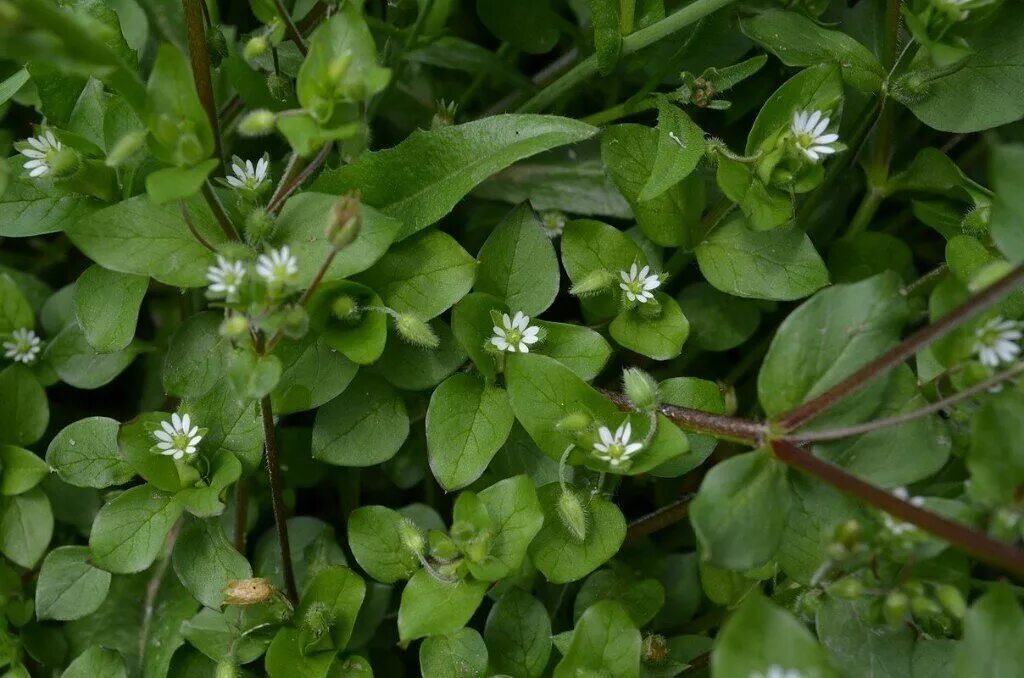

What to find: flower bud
left=266, top=73, right=293, bottom=102
left=238, top=109, right=277, bottom=137
left=222, top=578, right=276, bottom=605
left=884, top=591, right=909, bottom=628
left=936, top=585, right=966, bottom=619
left=834, top=519, right=862, bottom=549
left=570, top=269, right=614, bottom=297
left=215, top=661, right=238, bottom=678
left=961, top=205, right=990, bottom=234
left=176, top=132, right=204, bottom=166
left=301, top=601, right=331, bottom=640
left=245, top=208, right=274, bottom=245
left=283, top=305, right=309, bottom=338
left=48, top=147, right=81, bottom=179
left=556, top=412, right=592, bottom=434
left=244, top=35, right=269, bottom=61
left=326, top=193, right=362, bottom=250
left=557, top=489, right=588, bottom=542
left=641, top=634, right=669, bottom=665
left=432, top=100, right=458, bottom=128
left=829, top=576, right=864, bottom=599
left=106, top=131, right=147, bottom=167
left=328, top=53, right=353, bottom=85
left=207, top=27, right=229, bottom=67
left=911, top=594, right=942, bottom=619
left=220, top=315, right=250, bottom=339
left=398, top=518, right=425, bottom=555
left=395, top=313, right=440, bottom=348
left=623, top=368, right=659, bottom=411
left=331, top=294, right=359, bottom=320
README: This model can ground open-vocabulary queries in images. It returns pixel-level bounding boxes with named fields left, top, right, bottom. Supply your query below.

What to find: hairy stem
left=178, top=201, right=216, bottom=251
left=779, top=265, right=1024, bottom=431
left=626, top=496, right=692, bottom=543
left=202, top=182, right=241, bottom=241
left=770, top=440, right=1024, bottom=579
left=259, top=396, right=298, bottom=603
left=602, top=389, right=765, bottom=445
left=273, top=0, right=308, bottom=55
left=516, top=0, right=739, bottom=113
left=182, top=0, right=223, bottom=166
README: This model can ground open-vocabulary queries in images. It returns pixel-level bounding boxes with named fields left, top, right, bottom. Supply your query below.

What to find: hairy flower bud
left=557, top=489, right=588, bottom=542
left=911, top=594, right=942, bottom=619
left=641, top=634, right=669, bottom=665
left=570, top=269, right=614, bottom=297
left=623, top=368, right=659, bottom=411
left=245, top=208, right=274, bottom=245
left=283, top=305, right=309, bottom=338
left=935, top=585, right=966, bottom=619
left=834, top=519, right=862, bottom=549
left=884, top=591, right=909, bottom=628
left=829, top=576, right=864, bottom=599
left=215, top=661, right=238, bottom=678
left=301, top=601, right=332, bottom=640
left=238, top=109, right=277, bottom=137
left=331, top=294, right=359, bottom=320
left=223, top=578, right=276, bottom=605
left=48, top=147, right=81, bottom=179
left=220, top=315, right=250, bottom=339
left=266, top=73, right=293, bottom=102
left=244, top=35, right=269, bottom=61
left=106, top=131, right=147, bottom=167
left=556, top=412, right=592, bottom=434
left=207, top=27, right=229, bottom=67
left=326, top=193, right=362, bottom=250
left=395, top=313, right=440, bottom=348
left=398, top=518, right=425, bottom=555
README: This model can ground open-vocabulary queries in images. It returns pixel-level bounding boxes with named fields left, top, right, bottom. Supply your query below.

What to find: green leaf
left=164, top=312, right=230, bottom=398
left=313, top=115, right=598, bottom=239
left=265, top=628, right=334, bottom=678
left=145, top=45, right=213, bottom=166
left=426, top=373, right=515, bottom=491
left=609, top=291, right=690, bottom=360
left=373, top=319, right=467, bottom=391
left=476, top=0, right=560, bottom=54
left=271, top=331, right=358, bottom=415
left=474, top=204, right=560, bottom=316
left=45, top=322, right=139, bottom=389
left=144, top=159, right=218, bottom=204
left=695, top=218, right=829, bottom=301
left=451, top=291, right=505, bottom=383
left=72, top=265, right=147, bottom=353
left=554, top=600, right=641, bottom=678
left=535, top=320, right=612, bottom=381
left=816, top=598, right=915, bottom=677
left=309, top=281, right=387, bottom=366
left=63, top=646, right=127, bottom=678
left=36, top=546, right=111, bottom=621
left=294, top=565, right=366, bottom=651
left=180, top=607, right=270, bottom=666
left=529, top=483, right=626, bottom=584
left=89, top=484, right=184, bottom=573
left=989, top=144, right=1024, bottom=264
left=0, top=274, right=34, bottom=334
left=420, top=628, right=488, bottom=678
left=312, top=373, right=410, bottom=466
left=0, top=444, right=50, bottom=495
left=954, top=585, right=1024, bottom=677
left=0, top=364, right=49, bottom=446
left=895, top=4, right=1024, bottom=133
left=587, top=0, right=621, bottom=74
left=296, top=4, right=391, bottom=110
left=356, top=229, right=476, bottom=320
left=968, top=390, right=1024, bottom=506
left=347, top=505, right=420, bottom=583
left=574, top=568, right=666, bottom=626
left=476, top=474, right=545, bottom=576
left=185, top=380, right=263, bottom=469
left=602, top=123, right=704, bottom=247
left=484, top=589, right=552, bottom=678
left=273, top=193, right=402, bottom=287
left=757, top=272, right=909, bottom=420
left=690, top=450, right=792, bottom=571
left=66, top=194, right=223, bottom=287
left=676, top=282, right=761, bottom=351
left=638, top=99, right=706, bottom=202
left=397, top=569, right=488, bottom=642
left=254, top=516, right=347, bottom=593
left=0, top=487, right=53, bottom=568
left=746, top=63, right=844, bottom=155
left=0, top=175, right=99, bottom=238
left=171, top=519, right=252, bottom=609
left=741, top=10, right=884, bottom=93
left=712, top=594, right=837, bottom=677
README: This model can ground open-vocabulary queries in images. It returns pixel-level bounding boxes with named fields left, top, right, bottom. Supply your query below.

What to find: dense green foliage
left=1, top=0, right=1024, bottom=675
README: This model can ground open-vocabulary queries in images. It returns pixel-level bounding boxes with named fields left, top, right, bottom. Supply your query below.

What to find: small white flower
left=19, top=131, right=62, bottom=178
left=490, top=311, right=540, bottom=353
left=619, top=263, right=661, bottom=304
left=974, top=316, right=1022, bottom=368
left=225, top=157, right=270, bottom=191
left=883, top=487, right=925, bottom=536
left=541, top=211, right=566, bottom=239
left=206, top=255, right=247, bottom=298
left=791, top=110, right=840, bottom=162
left=750, top=667, right=805, bottom=678
left=152, top=412, right=203, bottom=461
left=592, top=421, right=644, bottom=468
left=255, top=246, right=299, bottom=285
left=3, top=328, right=42, bottom=364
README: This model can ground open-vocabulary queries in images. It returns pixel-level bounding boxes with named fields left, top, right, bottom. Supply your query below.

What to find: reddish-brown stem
left=267, top=142, right=333, bottom=214
left=273, top=0, right=308, bottom=55
left=182, top=0, right=223, bottom=166
left=626, top=496, right=692, bottom=543
left=771, top=440, right=1024, bottom=579
left=259, top=395, right=298, bottom=603
left=178, top=201, right=216, bottom=252
left=602, top=389, right=765, bottom=445
left=202, top=182, right=241, bottom=241
left=779, top=265, right=1024, bottom=431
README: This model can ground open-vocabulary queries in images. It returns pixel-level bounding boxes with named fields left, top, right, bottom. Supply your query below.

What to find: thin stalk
left=267, top=141, right=333, bottom=214
left=368, top=0, right=436, bottom=120
left=602, top=389, right=765, bottom=445
left=771, top=440, right=1024, bottom=579
left=233, top=477, right=249, bottom=553
left=626, top=496, right=692, bottom=543
left=784, top=362, right=1024, bottom=444
left=202, top=182, right=241, bottom=241
left=580, top=97, right=657, bottom=126
left=182, top=0, right=223, bottom=166
left=265, top=246, right=340, bottom=353
left=516, top=0, right=739, bottom=113
left=178, top=201, right=216, bottom=252
left=778, top=265, right=1024, bottom=431
left=620, top=0, right=636, bottom=34
left=273, top=0, right=308, bottom=55
left=140, top=522, right=182, bottom=666
left=259, top=395, right=299, bottom=603
left=902, top=264, right=948, bottom=299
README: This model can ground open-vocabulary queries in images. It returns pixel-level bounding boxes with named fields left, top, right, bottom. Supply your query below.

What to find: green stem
left=516, top=0, right=739, bottom=113
left=619, top=0, right=636, bottom=35
left=580, top=96, right=657, bottom=126
left=368, top=0, right=436, bottom=120
left=202, top=182, right=241, bottom=241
